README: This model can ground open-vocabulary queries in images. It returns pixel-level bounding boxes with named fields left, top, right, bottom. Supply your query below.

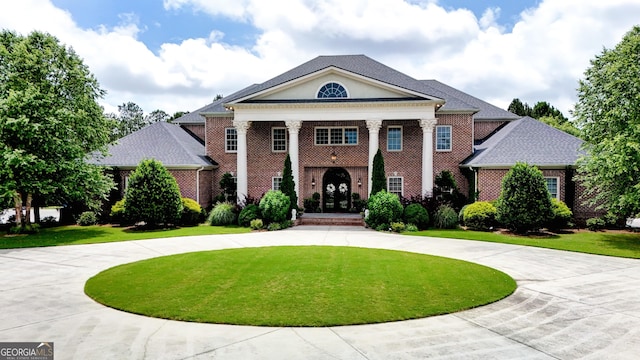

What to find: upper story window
left=272, top=127, right=287, bottom=153
left=225, top=127, right=237, bottom=153
left=436, top=125, right=452, bottom=151
left=317, top=82, right=348, bottom=98
left=315, top=127, right=358, bottom=145
left=545, top=177, right=559, bottom=199
left=387, top=126, right=402, bottom=151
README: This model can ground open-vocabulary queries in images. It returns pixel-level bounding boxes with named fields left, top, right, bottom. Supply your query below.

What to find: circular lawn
left=85, top=246, right=516, bottom=326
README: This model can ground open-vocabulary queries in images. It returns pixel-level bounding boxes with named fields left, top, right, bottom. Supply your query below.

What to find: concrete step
left=298, top=216, right=365, bottom=226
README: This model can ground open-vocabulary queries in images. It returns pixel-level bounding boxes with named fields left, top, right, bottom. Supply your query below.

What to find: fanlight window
left=317, top=82, right=348, bottom=98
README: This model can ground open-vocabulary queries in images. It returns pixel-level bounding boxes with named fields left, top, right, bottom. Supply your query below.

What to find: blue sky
left=1, top=1, right=637, bottom=117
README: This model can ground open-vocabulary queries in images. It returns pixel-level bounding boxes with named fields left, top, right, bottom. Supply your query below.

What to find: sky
left=0, top=0, right=638, bottom=119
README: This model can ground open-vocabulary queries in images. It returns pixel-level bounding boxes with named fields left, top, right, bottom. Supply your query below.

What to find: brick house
left=101, top=54, right=596, bottom=219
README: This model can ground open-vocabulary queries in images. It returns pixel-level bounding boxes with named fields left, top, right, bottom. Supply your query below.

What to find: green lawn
left=407, top=228, right=640, bottom=259
left=0, top=224, right=251, bottom=249
left=85, top=246, right=516, bottom=327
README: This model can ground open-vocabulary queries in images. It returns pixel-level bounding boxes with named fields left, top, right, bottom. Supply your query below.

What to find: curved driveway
left=1, top=226, right=639, bottom=359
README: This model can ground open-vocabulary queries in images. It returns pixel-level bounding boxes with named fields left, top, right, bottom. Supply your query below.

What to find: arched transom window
left=317, top=82, right=348, bottom=98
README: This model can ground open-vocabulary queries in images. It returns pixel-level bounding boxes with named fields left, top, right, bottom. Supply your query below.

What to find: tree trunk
left=13, top=192, right=22, bottom=226
left=25, top=193, right=32, bottom=226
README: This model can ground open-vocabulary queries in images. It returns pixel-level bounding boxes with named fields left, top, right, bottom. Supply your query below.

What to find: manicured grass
left=85, top=246, right=516, bottom=327
left=407, top=229, right=640, bottom=259
left=0, top=224, right=251, bottom=249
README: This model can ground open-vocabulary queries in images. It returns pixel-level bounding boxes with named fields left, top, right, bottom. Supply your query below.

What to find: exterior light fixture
left=311, top=177, right=316, bottom=188
left=330, top=151, right=337, bottom=163
left=357, top=177, right=362, bottom=187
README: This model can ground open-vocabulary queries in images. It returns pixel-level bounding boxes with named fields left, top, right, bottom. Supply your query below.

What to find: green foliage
left=496, top=163, right=553, bottom=233
left=351, top=192, right=367, bottom=212
left=370, top=149, right=386, bottom=197
left=508, top=98, right=568, bottom=121
left=280, top=154, right=297, bottom=216
left=206, top=202, right=237, bottom=226
left=434, top=170, right=467, bottom=211
left=125, top=159, right=183, bottom=227
left=390, top=222, right=405, bottom=233
left=77, top=211, right=98, bottom=226
left=8, top=223, right=39, bottom=234
left=403, top=203, right=429, bottom=230
left=574, top=26, right=640, bottom=217
left=404, top=223, right=419, bottom=232
left=219, top=172, right=237, bottom=203
left=238, top=204, right=260, bottom=227
left=110, top=199, right=130, bottom=225
left=259, top=190, right=290, bottom=224
left=180, top=198, right=204, bottom=226
left=433, top=205, right=458, bottom=229
left=538, top=116, right=582, bottom=138
left=458, top=204, right=469, bottom=225
left=366, top=190, right=403, bottom=230
left=463, top=201, right=497, bottom=231
left=547, top=198, right=573, bottom=230
left=250, top=218, right=264, bottom=230
left=267, top=222, right=282, bottom=231
left=586, top=217, right=606, bottom=231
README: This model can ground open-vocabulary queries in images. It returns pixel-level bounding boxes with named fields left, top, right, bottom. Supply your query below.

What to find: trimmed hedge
left=403, top=203, right=429, bottom=230
left=463, top=201, right=496, bottom=231
left=180, top=198, right=205, bottom=226
left=238, top=204, right=260, bottom=227
left=259, top=190, right=290, bottom=224
left=366, top=190, right=403, bottom=230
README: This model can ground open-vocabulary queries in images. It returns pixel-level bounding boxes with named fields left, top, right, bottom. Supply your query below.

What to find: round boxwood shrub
left=403, top=203, right=429, bottom=230
left=259, top=190, right=290, bottom=224
left=207, top=202, right=237, bottom=226
left=463, top=201, right=497, bottom=231
left=546, top=198, right=572, bottom=230
left=77, top=211, right=98, bottom=226
left=434, top=205, right=458, bottom=229
left=366, top=190, right=403, bottom=230
left=180, top=198, right=204, bottom=226
left=238, top=204, right=260, bottom=227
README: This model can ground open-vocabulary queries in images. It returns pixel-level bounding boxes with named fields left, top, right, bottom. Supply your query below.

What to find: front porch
left=297, top=212, right=365, bottom=227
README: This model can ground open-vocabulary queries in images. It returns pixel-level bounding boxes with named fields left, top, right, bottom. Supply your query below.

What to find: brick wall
left=474, top=120, right=508, bottom=141
left=181, top=124, right=205, bottom=142
left=477, top=168, right=566, bottom=202
left=433, top=114, right=474, bottom=198
left=206, top=116, right=237, bottom=201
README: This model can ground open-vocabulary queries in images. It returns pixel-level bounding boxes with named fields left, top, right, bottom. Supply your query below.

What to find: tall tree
left=370, top=149, right=386, bottom=197
left=110, top=102, right=145, bottom=140
left=0, top=30, right=114, bottom=229
left=574, top=26, right=640, bottom=217
left=144, top=109, right=169, bottom=124
left=280, top=153, right=297, bottom=216
left=508, top=98, right=528, bottom=117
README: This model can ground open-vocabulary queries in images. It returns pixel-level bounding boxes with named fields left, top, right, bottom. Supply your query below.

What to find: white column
left=234, top=120, right=251, bottom=204
left=366, top=119, right=383, bottom=196
left=420, top=118, right=438, bottom=197
left=286, top=120, right=302, bottom=206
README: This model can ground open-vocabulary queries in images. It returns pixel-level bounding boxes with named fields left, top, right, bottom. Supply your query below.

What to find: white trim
left=314, top=126, right=359, bottom=146
left=387, top=176, right=404, bottom=197
left=387, top=125, right=403, bottom=152
left=272, top=176, right=283, bottom=191
left=225, top=127, right=238, bottom=153
left=316, top=81, right=349, bottom=98
left=544, top=176, right=560, bottom=199
left=271, top=127, right=287, bottom=153
left=435, top=125, right=452, bottom=152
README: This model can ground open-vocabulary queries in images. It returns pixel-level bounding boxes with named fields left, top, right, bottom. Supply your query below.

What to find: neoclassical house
left=100, top=55, right=595, bottom=219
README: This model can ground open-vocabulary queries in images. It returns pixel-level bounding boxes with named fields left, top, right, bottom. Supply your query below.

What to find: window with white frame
left=545, top=177, right=559, bottom=199
left=272, top=177, right=283, bottom=191
left=315, top=127, right=358, bottom=145
left=436, top=125, right=452, bottom=151
left=272, top=127, right=287, bottom=152
left=387, top=126, right=402, bottom=151
left=225, top=127, right=237, bottom=153
left=387, top=176, right=403, bottom=197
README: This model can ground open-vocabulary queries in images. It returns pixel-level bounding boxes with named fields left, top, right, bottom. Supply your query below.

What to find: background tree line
left=508, top=98, right=581, bottom=138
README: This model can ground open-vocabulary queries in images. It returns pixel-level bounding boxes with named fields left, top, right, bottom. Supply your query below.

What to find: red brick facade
left=180, top=124, right=205, bottom=142
left=474, top=120, right=508, bottom=141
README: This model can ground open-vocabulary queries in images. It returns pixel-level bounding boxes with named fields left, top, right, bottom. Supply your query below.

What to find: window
left=272, top=127, right=287, bottom=152
left=272, top=177, right=283, bottom=191
left=387, top=126, right=402, bottom=151
left=388, top=176, right=403, bottom=197
left=545, top=177, right=559, bottom=199
left=225, top=127, right=237, bottom=153
left=436, top=125, right=452, bottom=151
left=317, top=82, right=348, bottom=98
left=315, top=127, right=358, bottom=145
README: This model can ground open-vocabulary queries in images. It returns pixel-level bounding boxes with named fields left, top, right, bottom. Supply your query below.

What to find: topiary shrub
left=463, top=201, right=497, bottom=231
left=77, top=211, right=98, bottom=226
left=250, top=218, right=264, bottom=230
left=238, top=204, right=260, bottom=227
left=259, top=190, right=290, bottom=224
left=207, top=202, right=237, bottom=226
left=403, top=203, right=429, bottom=230
left=434, top=205, right=458, bottom=229
left=366, top=190, right=403, bottom=230
left=110, top=199, right=130, bottom=225
left=180, top=198, right=204, bottom=226
left=547, top=198, right=573, bottom=230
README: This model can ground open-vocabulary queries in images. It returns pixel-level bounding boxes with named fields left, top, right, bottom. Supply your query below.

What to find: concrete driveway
left=1, top=226, right=639, bottom=359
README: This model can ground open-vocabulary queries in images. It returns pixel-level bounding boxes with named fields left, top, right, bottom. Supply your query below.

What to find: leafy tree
left=110, top=102, right=145, bottom=140
left=125, top=159, right=183, bottom=227
left=508, top=98, right=579, bottom=137
left=538, top=115, right=581, bottom=138
left=0, top=30, right=114, bottom=229
left=219, top=172, right=237, bottom=202
left=574, top=26, right=640, bottom=217
left=370, top=149, right=386, bottom=196
left=508, top=98, right=530, bottom=117
left=169, top=111, right=189, bottom=122
left=496, top=163, right=553, bottom=233
left=280, top=153, right=297, bottom=216
left=144, top=109, right=170, bottom=124
left=434, top=170, right=467, bottom=211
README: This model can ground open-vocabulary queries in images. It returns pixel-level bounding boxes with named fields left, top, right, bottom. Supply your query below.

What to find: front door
left=322, top=168, right=351, bottom=212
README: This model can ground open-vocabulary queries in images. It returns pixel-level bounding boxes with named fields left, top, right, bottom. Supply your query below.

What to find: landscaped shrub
left=180, top=198, right=204, bottom=226
left=351, top=192, right=367, bottom=213
left=259, top=190, right=290, bottom=224
left=404, top=223, right=419, bottom=232
left=303, top=195, right=320, bottom=213
left=77, top=211, right=98, bottom=226
left=403, top=203, right=429, bottom=230
left=238, top=204, right=260, bottom=227
left=458, top=204, right=469, bottom=226
left=463, top=201, right=497, bottom=231
left=390, top=222, right=405, bottom=233
left=110, top=199, right=130, bottom=225
left=434, top=205, right=458, bottom=229
left=366, top=190, right=403, bottom=230
left=546, top=198, right=572, bottom=230
left=8, top=223, right=40, bottom=234
left=250, top=218, right=264, bottom=230
left=207, top=202, right=237, bottom=226
left=267, top=222, right=282, bottom=231
left=586, top=217, right=605, bottom=231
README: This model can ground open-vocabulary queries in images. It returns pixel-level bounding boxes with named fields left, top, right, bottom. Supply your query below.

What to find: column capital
left=366, top=119, right=383, bottom=132
left=234, top=120, right=251, bottom=134
left=419, top=118, right=438, bottom=132
left=286, top=120, right=303, bottom=133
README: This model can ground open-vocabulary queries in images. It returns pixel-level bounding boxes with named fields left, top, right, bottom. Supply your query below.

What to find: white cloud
left=1, top=0, right=639, bottom=118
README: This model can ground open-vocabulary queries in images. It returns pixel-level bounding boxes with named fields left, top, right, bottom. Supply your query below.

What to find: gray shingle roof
left=462, top=117, right=584, bottom=167
left=91, top=122, right=216, bottom=168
